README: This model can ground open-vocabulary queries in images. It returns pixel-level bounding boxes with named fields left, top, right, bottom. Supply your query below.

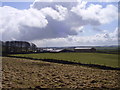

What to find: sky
left=0, top=0, right=119, bottom=47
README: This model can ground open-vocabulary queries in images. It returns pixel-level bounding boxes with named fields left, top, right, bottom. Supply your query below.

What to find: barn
left=74, top=47, right=96, bottom=52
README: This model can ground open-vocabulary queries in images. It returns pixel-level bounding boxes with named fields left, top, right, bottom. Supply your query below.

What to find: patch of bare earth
left=2, top=57, right=120, bottom=89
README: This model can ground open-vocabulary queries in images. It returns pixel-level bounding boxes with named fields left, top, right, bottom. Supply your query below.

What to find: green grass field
left=10, top=53, right=119, bottom=68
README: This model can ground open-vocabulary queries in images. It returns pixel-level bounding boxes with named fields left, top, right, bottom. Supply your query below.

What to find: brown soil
left=2, top=57, right=120, bottom=89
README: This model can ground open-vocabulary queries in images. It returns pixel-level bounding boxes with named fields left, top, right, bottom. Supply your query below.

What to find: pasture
left=10, top=52, right=119, bottom=68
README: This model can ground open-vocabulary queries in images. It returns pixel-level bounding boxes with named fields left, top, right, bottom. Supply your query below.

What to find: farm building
left=41, top=48, right=63, bottom=53
left=74, top=47, right=96, bottom=52
left=60, top=48, right=74, bottom=52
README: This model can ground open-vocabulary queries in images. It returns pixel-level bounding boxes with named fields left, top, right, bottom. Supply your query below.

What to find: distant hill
left=38, top=45, right=119, bottom=49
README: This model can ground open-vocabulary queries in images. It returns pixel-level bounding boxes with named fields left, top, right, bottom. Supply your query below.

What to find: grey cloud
left=0, top=1, right=118, bottom=44
left=32, top=1, right=101, bottom=26
left=31, top=2, right=78, bottom=10
left=17, top=17, right=77, bottom=41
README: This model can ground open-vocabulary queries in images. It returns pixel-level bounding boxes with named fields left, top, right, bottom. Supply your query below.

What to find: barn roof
left=74, top=48, right=92, bottom=49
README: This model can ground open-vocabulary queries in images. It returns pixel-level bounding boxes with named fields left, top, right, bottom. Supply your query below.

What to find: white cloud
left=40, top=5, right=68, bottom=21
left=98, top=0, right=119, bottom=2
left=70, top=27, right=118, bottom=45
left=55, top=5, right=68, bottom=19
left=0, top=5, right=78, bottom=41
left=71, top=2, right=118, bottom=24
left=19, top=8, right=48, bottom=28
left=0, top=1, right=118, bottom=46
left=32, top=27, right=118, bottom=47
left=0, top=6, right=48, bottom=40
left=71, top=26, right=84, bottom=33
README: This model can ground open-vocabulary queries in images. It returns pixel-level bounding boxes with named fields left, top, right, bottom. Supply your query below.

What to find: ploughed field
left=2, top=57, right=120, bottom=89
left=11, top=53, right=119, bottom=68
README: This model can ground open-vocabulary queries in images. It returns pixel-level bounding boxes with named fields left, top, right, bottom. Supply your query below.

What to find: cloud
left=0, top=6, right=48, bottom=40
left=71, top=27, right=118, bottom=45
left=32, top=27, right=118, bottom=47
left=71, top=2, right=118, bottom=24
left=98, top=0, right=119, bottom=2
left=71, top=26, right=84, bottom=33
left=31, top=0, right=119, bottom=3
left=0, top=1, right=118, bottom=46
left=0, top=5, right=77, bottom=41
left=19, top=8, right=48, bottom=28
left=40, top=5, right=68, bottom=21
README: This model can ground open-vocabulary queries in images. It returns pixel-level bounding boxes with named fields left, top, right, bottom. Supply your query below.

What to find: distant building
left=50, top=49, right=63, bottom=53
left=60, top=48, right=74, bottom=52
left=41, top=48, right=63, bottom=53
left=74, top=47, right=96, bottom=52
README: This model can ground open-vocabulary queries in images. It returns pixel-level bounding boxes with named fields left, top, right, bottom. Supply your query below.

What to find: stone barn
left=74, top=47, right=96, bottom=52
